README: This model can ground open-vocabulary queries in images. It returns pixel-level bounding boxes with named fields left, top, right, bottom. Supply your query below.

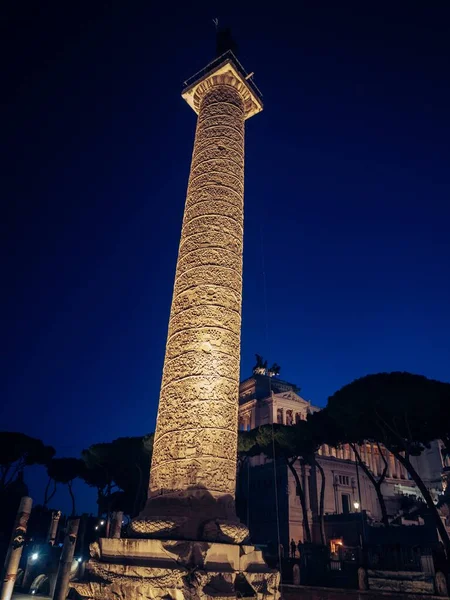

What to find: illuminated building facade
left=237, top=372, right=447, bottom=549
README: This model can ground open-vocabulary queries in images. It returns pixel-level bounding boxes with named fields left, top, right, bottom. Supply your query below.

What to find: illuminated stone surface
left=70, top=53, right=280, bottom=600
left=149, top=82, right=245, bottom=507
left=71, top=538, right=279, bottom=600
left=132, top=58, right=263, bottom=540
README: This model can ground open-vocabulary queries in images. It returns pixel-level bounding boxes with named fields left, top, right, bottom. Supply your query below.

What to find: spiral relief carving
left=149, top=83, right=245, bottom=500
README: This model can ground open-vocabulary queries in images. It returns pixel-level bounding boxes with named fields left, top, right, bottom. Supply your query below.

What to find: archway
left=30, top=573, right=50, bottom=596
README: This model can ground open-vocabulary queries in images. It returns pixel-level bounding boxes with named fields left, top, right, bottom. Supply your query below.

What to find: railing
left=182, top=50, right=263, bottom=102
left=366, top=544, right=432, bottom=572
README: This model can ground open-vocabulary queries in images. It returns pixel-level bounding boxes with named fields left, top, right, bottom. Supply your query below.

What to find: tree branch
left=376, top=441, right=389, bottom=483
left=374, top=409, right=406, bottom=449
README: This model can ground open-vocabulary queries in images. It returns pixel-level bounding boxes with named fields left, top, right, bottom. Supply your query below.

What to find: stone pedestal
left=70, top=538, right=280, bottom=600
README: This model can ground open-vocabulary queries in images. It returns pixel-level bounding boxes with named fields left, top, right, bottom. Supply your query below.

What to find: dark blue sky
left=3, top=1, right=450, bottom=514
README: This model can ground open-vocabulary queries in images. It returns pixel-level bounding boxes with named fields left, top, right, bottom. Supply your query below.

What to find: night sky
left=3, top=1, right=450, bottom=514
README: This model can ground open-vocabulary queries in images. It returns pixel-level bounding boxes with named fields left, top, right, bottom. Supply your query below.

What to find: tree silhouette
left=0, top=432, right=55, bottom=494
left=327, top=372, right=450, bottom=558
left=82, top=435, right=153, bottom=519
left=318, top=406, right=390, bottom=526
left=239, top=423, right=323, bottom=543
left=47, top=457, right=85, bottom=516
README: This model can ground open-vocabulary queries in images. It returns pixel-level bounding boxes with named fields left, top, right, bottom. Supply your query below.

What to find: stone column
left=135, top=66, right=262, bottom=543
left=47, top=510, right=61, bottom=546
left=0, top=496, right=32, bottom=600
left=393, top=456, right=400, bottom=479
left=69, top=51, right=279, bottom=600
left=110, top=512, right=123, bottom=539
left=368, top=445, right=375, bottom=474
left=375, top=446, right=383, bottom=475
left=365, top=445, right=371, bottom=471
left=53, top=518, right=79, bottom=600
left=361, top=443, right=368, bottom=467
left=373, top=445, right=379, bottom=474
left=149, top=82, right=244, bottom=499
left=388, top=452, right=395, bottom=478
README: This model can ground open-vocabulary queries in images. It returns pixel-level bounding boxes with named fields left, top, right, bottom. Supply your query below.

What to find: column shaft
left=149, top=84, right=245, bottom=501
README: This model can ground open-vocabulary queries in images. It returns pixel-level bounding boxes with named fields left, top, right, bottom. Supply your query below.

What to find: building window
left=330, top=538, right=343, bottom=554
left=295, top=413, right=301, bottom=424
left=338, top=475, right=350, bottom=486
left=341, top=494, right=350, bottom=515
left=286, top=410, right=293, bottom=425
left=277, top=409, right=283, bottom=424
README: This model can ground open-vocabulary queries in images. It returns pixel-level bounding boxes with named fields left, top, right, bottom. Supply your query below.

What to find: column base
left=70, top=538, right=280, bottom=600
left=131, top=489, right=250, bottom=544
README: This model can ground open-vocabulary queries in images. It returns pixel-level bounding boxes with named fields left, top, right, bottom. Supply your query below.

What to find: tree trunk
left=106, top=482, right=112, bottom=537
left=351, top=443, right=389, bottom=527
left=44, top=476, right=51, bottom=506
left=288, top=458, right=312, bottom=543
left=97, top=487, right=104, bottom=517
left=44, top=478, right=57, bottom=507
left=315, top=459, right=327, bottom=545
left=68, top=481, right=76, bottom=516
left=393, top=449, right=450, bottom=560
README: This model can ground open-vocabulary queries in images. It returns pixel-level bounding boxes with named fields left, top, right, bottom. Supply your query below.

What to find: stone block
left=70, top=538, right=280, bottom=600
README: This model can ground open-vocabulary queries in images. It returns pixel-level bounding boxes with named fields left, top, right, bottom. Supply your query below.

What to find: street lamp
left=353, top=501, right=360, bottom=511
left=31, top=552, right=39, bottom=561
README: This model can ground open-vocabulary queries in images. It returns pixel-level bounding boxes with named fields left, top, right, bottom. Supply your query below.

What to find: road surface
left=13, top=595, right=50, bottom=599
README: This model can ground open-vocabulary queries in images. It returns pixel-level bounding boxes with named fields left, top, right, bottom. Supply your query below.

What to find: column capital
left=182, top=50, right=263, bottom=120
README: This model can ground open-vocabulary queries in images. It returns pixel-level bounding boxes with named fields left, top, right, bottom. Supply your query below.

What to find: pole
left=110, top=512, right=123, bottom=539
left=0, top=496, right=33, bottom=600
left=75, top=514, right=88, bottom=580
left=52, top=517, right=79, bottom=600
left=246, top=459, right=250, bottom=528
left=355, top=459, right=366, bottom=559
